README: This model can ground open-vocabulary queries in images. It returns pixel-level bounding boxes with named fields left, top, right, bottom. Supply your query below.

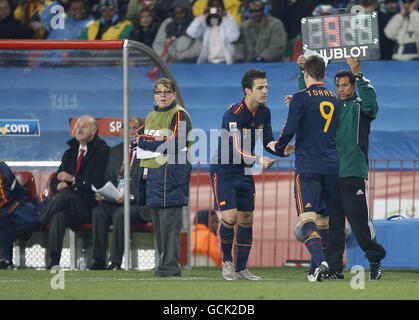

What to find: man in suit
left=90, top=116, right=151, bottom=270
left=19, top=115, right=109, bottom=269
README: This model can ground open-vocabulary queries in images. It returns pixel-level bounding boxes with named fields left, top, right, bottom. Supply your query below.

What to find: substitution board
left=301, top=12, right=380, bottom=63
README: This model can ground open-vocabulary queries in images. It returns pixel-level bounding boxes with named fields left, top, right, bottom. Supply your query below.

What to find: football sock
left=219, top=220, right=235, bottom=262
left=235, top=225, right=252, bottom=272
left=301, top=221, right=325, bottom=268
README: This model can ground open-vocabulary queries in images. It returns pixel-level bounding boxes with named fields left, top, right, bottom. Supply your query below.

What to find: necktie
left=129, top=146, right=133, bottom=169
left=75, top=148, right=85, bottom=175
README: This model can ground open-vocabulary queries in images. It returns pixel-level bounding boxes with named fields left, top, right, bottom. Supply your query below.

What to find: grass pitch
left=1, top=267, right=418, bottom=300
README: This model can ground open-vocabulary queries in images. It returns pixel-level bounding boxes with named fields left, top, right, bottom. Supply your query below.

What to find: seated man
left=19, top=115, right=109, bottom=269
left=0, top=161, right=48, bottom=269
left=191, top=209, right=222, bottom=266
left=90, top=116, right=151, bottom=270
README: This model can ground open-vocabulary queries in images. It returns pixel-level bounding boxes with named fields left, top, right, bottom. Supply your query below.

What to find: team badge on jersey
left=229, top=122, right=238, bottom=132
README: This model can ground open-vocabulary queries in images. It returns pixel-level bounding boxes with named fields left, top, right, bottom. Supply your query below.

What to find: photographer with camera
left=186, top=0, right=239, bottom=64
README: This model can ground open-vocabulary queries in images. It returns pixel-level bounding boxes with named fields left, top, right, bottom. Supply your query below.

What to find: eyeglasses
left=249, top=8, right=264, bottom=13
left=154, top=90, right=173, bottom=95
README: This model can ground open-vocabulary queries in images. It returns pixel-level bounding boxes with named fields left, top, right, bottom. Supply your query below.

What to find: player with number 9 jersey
left=271, top=55, right=340, bottom=281
left=275, top=83, right=340, bottom=175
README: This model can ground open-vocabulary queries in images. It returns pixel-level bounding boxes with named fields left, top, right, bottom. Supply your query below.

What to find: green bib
left=140, top=104, right=192, bottom=169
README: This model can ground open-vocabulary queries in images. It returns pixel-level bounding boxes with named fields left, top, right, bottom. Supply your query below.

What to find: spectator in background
left=379, top=0, right=399, bottom=60
left=16, top=116, right=109, bottom=269
left=14, top=0, right=52, bottom=38
left=152, top=0, right=201, bottom=63
left=0, top=161, right=48, bottom=269
left=90, top=116, right=151, bottom=271
left=186, top=0, right=240, bottom=64
left=125, top=0, right=164, bottom=25
left=191, top=210, right=222, bottom=267
left=359, top=0, right=398, bottom=60
left=40, top=0, right=70, bottom=34
left=80, top=0, right=133, bottom=40
left=384, top=0, right=419, bottom=61
left=129, top=7, right=160, bottom=47
left=46, top=0, right=93, bottom=39
left=193, top=0, right=242, bottom=25
left=269, top=0, right=320, bottom=42
left=0, top=0, right=26, bottom=38
left=233, top=0, right=287, bottom=63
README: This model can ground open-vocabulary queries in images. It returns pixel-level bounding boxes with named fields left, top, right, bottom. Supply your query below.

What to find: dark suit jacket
left=50, top=134, right=110, bottom=212
left=104, top=142, right=140, bottom=203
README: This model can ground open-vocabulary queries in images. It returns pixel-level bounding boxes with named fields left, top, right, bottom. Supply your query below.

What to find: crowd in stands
left=1, top=0, right=419, bottom=62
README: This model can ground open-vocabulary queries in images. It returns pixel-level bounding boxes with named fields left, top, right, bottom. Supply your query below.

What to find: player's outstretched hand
left=284, top=95, right=292, bottom=106
left=347, top=57, right=361, bottom=75
left=284, top=142, right=296, bottom=156
left=267, top=141, right=276, bottom=152
left=258, top=156, right=276, bottom=169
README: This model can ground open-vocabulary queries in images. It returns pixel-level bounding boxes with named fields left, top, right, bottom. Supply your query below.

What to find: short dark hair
left=334, top=70, right=356, bottom=85
left=303, top=55, right=326, bottom=81
left=241, top=68, right=266, bottom=93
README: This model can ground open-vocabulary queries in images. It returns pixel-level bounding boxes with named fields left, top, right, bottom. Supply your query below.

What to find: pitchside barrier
left=7, top=159, right=419, bottom=269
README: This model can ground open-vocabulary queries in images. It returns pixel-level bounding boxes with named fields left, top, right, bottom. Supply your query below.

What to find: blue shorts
left=209, top=165, right=255, bottom=212
left=294, top=172, right=338, bottom=216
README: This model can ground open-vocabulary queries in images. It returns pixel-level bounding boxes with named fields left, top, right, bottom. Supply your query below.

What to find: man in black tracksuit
left=297, top=56, right=386, bottom=280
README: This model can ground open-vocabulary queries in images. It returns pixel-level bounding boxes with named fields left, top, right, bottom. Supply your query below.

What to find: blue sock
left=235, top=225, right=252, bottom=272
left=219, top=220, right=235, bottom=262
left=301, top=221, right=325, bottom=269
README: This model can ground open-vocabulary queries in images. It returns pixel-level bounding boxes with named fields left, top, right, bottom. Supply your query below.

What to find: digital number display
left=301, top=12, right=380, bottom=63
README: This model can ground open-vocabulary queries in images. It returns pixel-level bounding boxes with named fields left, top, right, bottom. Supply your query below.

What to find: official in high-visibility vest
left=135, top=78, right=193, bottom=277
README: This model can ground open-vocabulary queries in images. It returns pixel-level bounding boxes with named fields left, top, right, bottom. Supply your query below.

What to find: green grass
left=1, top=267, right=419, bottom=300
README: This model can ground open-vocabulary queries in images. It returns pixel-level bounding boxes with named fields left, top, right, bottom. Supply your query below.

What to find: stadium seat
left=13, top=171, right=37, bottom=202
left=43, top=171, right=56, bottom=198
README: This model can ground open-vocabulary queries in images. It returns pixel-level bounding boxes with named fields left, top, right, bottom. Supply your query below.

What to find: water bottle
left=118, top=178, right=125, bottom=195
left=79, top=249, right=87, bottom=271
